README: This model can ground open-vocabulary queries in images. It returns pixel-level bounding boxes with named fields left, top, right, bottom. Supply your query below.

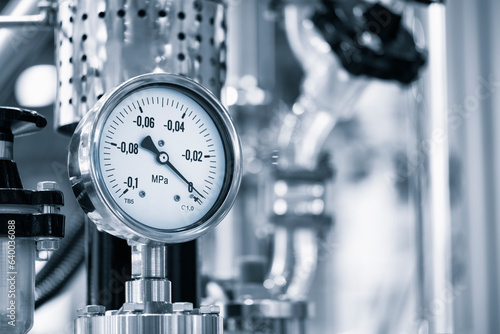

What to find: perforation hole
left=194, top=1, right=203, bottom=11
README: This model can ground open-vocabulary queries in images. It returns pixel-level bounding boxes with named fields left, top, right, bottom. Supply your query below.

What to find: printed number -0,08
left=120, top=142, right=139, bottom=154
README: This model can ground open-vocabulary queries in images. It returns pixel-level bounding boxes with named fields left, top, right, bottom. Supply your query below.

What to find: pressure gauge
left=68, top=73, right=241, bottom=244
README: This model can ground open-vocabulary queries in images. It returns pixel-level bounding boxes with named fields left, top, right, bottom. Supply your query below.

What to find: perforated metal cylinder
left=55, top=0, right=226, bottom=135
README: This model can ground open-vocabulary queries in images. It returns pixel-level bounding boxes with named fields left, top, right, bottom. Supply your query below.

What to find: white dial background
left=97, top=86, right=226, bottom=230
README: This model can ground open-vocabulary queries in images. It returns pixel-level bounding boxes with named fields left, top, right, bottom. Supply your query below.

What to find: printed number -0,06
left=136, top=116, right=155, bottom=128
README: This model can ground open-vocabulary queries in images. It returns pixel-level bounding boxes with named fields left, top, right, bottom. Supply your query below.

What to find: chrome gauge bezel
left=68, top=73, right=242, bottom=244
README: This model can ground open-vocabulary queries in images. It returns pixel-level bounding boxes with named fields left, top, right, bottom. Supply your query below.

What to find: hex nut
left=37, top=239, right=60, bottom=251
left=122, top=303, right=145, bottom=312
left=200, top=305, right=220, bottom=314
left=37, top=181, right=60, bottom=191
left=173, top=302, right=193, bottom=312
left=77, top=305, right=106, bottom=317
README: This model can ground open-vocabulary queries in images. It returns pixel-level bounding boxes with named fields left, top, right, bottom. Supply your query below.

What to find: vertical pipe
left=427, top=5, right=453, bottom=333
left=167, top=240, right=200, bottom=307
left=411, top=3, right=453, bottom=333
left=86, top=221, right=131, bottom=311
left=0, top=0, right=51, bottom=104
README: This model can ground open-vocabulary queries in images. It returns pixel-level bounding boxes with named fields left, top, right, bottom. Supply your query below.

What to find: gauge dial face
left=96, top=85, right=226, bottom=230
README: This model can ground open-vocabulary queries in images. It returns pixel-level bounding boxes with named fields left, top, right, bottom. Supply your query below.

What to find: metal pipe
left=86, top=222, right=131, bottom=311
left=285, top=228, right=318, bottom=300
left=264, top=226, right=292, bottom=295
left=0, top=1, right=55, bottom=29
left=264, top=3, right=368, bottom=300
left=0, top=0, right=53, bottom=104
left=409, top=3, right=453, bottom=333
left=279, top=5, right=368, bottom=170
left=131, top=243, right=167, bottom=279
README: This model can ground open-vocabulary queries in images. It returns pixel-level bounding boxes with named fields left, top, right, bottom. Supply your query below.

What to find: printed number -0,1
left=136, top=116, right=155, bottom=128
left=127, top=177, right=139, bottom=189
left=184, top=149, right=203, bottom=162
left=120, top=142, right=139, bottom=154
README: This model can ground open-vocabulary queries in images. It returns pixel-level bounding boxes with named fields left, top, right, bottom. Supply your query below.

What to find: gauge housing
left=68, top=73, right=242, bottom=244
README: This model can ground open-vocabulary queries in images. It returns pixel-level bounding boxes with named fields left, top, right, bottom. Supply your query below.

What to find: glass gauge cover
left=68, top=73, right=242, bottom=244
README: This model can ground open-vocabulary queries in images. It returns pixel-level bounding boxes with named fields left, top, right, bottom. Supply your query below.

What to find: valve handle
left=0, top=107, right=47, bottom=187
left=0, top=106, right=47, bottom=142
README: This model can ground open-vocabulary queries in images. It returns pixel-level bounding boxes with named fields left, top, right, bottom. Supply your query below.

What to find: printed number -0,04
left=166, top=120, right=185, bottom=132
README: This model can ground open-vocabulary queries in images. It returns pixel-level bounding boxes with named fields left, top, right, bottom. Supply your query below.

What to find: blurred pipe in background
left=0, top=0, right=52, bottom=103
left=407, top=3, right=453, bottom=334
left=265, top=4, right=368, bottom=300
left=279, top=4, right=368, bottom=171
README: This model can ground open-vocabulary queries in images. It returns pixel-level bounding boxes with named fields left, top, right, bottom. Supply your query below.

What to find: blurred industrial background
left=0, top=0, right=498, bottom=333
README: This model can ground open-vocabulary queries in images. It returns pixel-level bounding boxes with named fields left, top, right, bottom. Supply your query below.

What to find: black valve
left=0, top=107, right=64, bottom=239
left=312, top=1, right=427, bottom=84
left=0, top=107, right=47, bottom=188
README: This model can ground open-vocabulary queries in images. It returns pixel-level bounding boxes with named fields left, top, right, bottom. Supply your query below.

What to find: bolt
left=36, top=251, right=49, bottom=261
left=36, top=238, right=59, bottom=261
left=77, top=305, right=106, bottom=317
left=37, top=181, right=59, bottom=191
left=173, top=302, right=193, bottom=313
left=200, top=305, right=220, bottom=314
left=37, top=181, right=61, bottom=214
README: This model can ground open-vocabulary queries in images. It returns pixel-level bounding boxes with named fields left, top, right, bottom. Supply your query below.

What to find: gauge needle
left=140, top=135, right=206, bottom=200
